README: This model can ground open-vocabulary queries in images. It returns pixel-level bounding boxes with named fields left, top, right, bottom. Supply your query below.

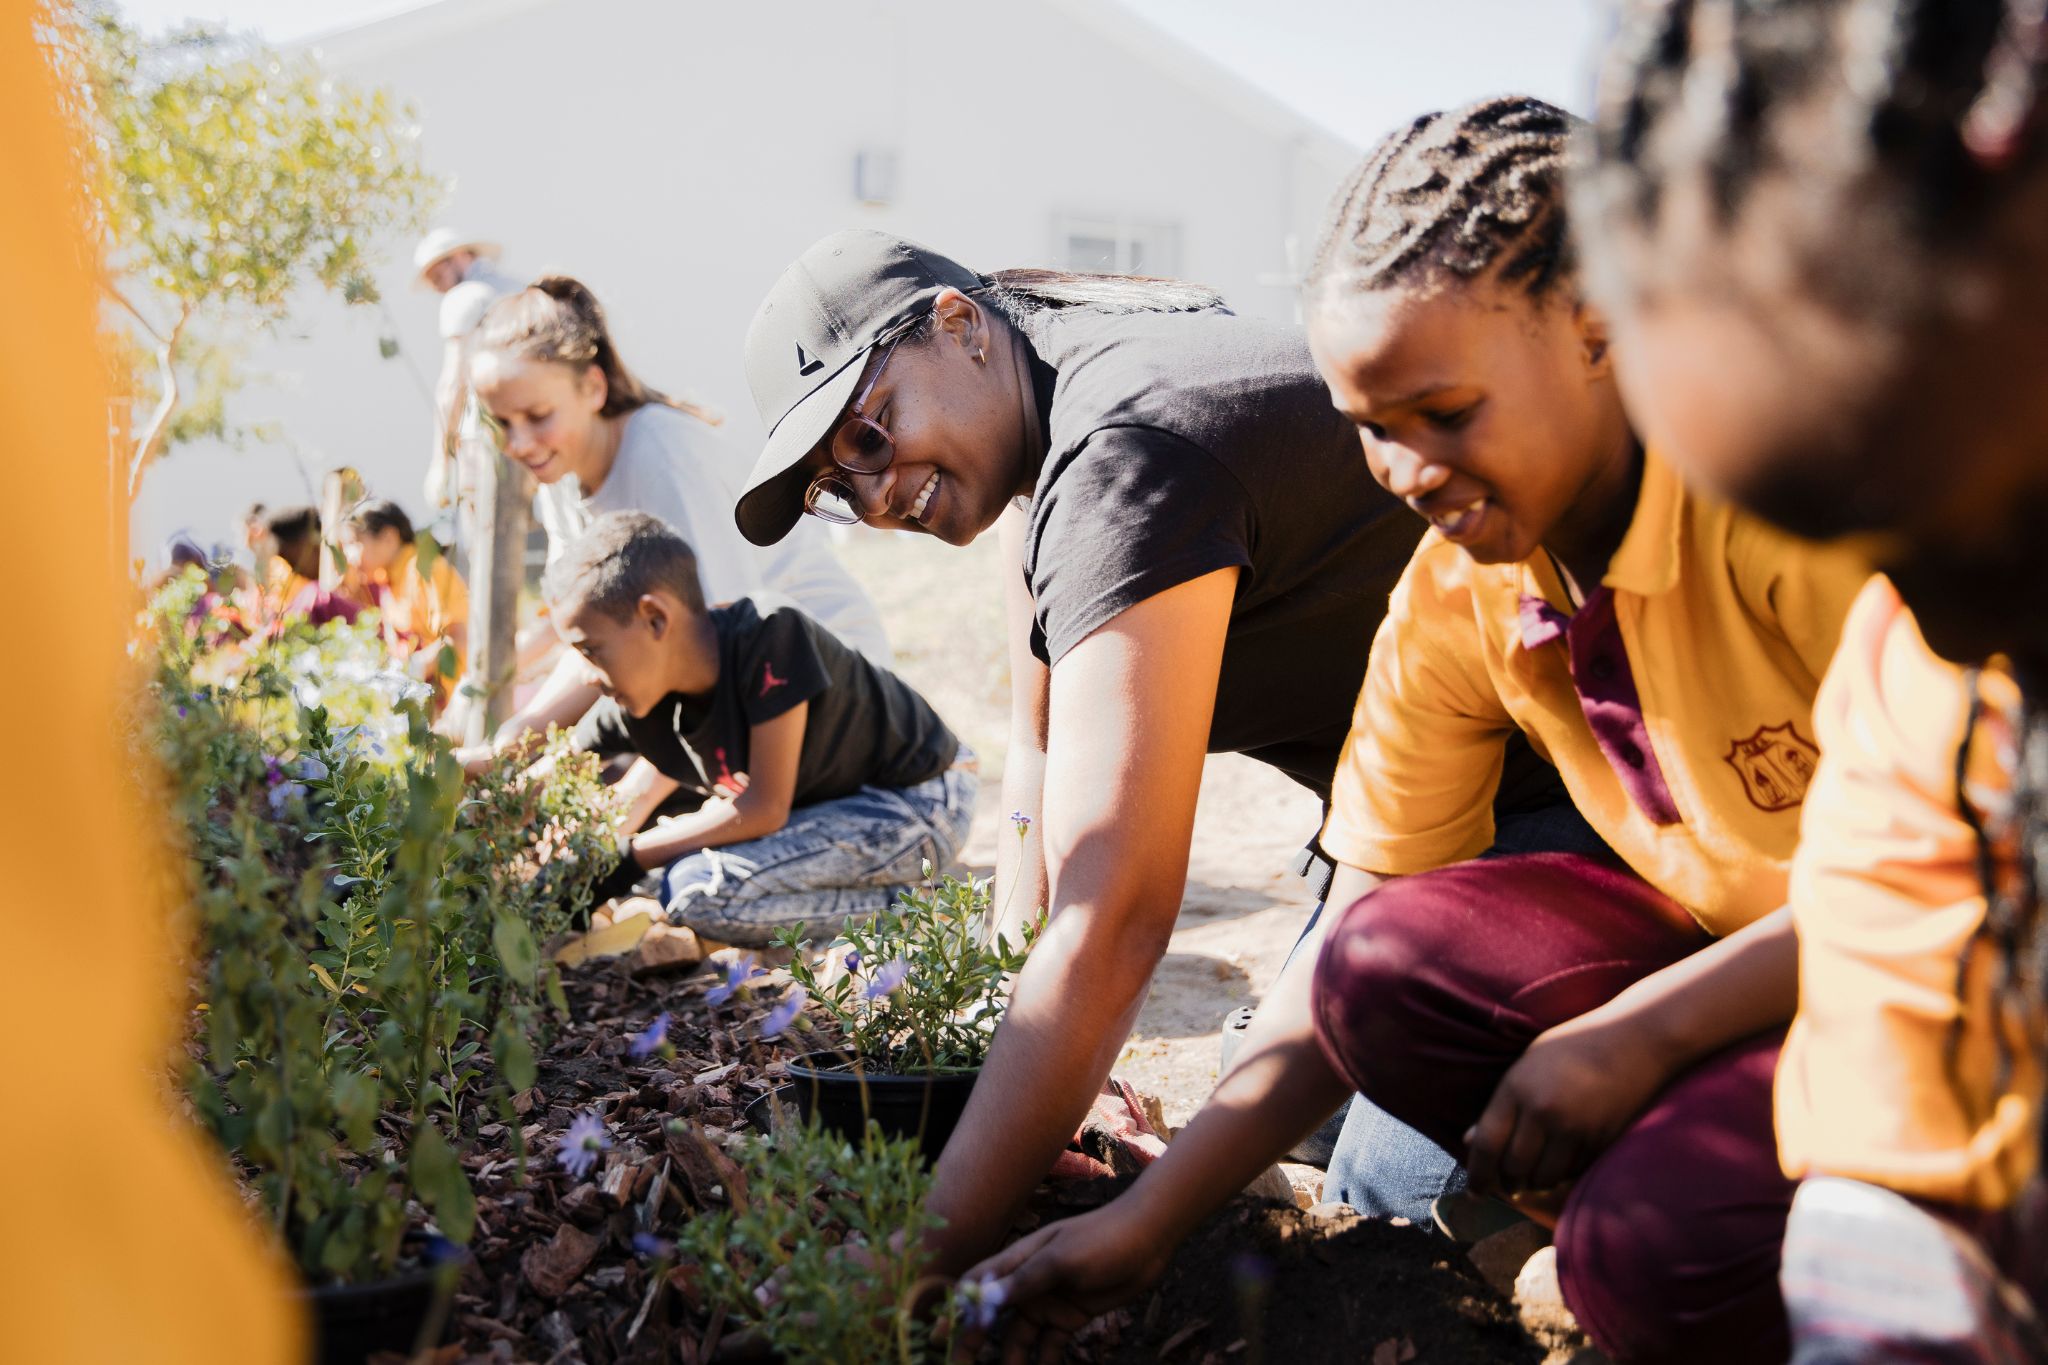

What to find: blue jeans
left=1305, top=800, right=1611, bottom=1221
left=660, top=757, right=978, bottom=948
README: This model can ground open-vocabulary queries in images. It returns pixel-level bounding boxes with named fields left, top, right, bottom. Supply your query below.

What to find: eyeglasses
left=802, top=313, right=926, bottom=526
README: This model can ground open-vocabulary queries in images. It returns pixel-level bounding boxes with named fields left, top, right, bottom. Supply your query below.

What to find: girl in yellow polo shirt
left=965, top=98, right=1871, bottom=1365
left=1572, top=0, right=2048, bottom=1356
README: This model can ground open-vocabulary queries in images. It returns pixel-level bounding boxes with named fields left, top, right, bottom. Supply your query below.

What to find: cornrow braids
left=1305, top=96, right=1581, bottom=303
left=1578, top=0, right=2046, bottom=313
left=1956, top=668, right=2048, bottom=1167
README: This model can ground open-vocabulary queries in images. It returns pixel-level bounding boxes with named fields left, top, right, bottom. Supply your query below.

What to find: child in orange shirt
left=968, top=98, right=1871, bottom=1364
left=258, top=505, right=359, bottom=633
left=339, top=499, right=469, bottom=704
left=1575, top=0, right=2048, bottom=1357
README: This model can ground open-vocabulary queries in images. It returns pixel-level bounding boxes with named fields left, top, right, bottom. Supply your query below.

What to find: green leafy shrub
left=774, top=873, right=1039, bottom=1074
left=671, top=1111, right=957, bottom=1364
left=147, top=571, right=622, bottom=1281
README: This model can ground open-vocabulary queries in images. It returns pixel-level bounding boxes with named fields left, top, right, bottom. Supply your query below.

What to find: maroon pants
left=1312, top=852, right=1794, bottom=1364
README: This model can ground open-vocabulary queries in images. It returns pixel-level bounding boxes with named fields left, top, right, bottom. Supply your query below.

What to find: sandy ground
left=839, top=527, right=1325, bottom=1126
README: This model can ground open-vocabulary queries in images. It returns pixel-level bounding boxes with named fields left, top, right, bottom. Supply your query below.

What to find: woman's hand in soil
left=1463, top=1011, right=1669, bottom=1198
left=960, top=1206, right=1170, bottom=1363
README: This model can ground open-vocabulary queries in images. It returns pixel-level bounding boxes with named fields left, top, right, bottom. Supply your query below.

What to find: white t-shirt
left=534, top=404, right=892, bottom=666
left=439, top=257, right=523, bottom=340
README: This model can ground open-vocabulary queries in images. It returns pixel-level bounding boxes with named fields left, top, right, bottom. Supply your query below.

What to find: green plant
left=150, top=576, right=623, bottom=1283
left=774, top=873, right=1039, bottom=1074
left=672, top=1111, right=957, bottom=1364
left=70, top=7, right=441, bottom=494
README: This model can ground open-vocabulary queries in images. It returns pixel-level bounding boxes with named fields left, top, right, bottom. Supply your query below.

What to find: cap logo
left=794, top=342, right=824, bottom=377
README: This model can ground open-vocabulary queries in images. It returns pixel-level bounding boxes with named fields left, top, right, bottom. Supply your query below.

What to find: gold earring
left=975, top=347, right=987, bottom=365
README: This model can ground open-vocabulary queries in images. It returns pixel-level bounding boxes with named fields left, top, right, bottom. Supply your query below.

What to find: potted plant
left=765, top=871, right=1040, bottom=1160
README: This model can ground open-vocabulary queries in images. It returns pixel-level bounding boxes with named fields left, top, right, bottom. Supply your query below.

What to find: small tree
left=76, top=8, right=441, bottom=497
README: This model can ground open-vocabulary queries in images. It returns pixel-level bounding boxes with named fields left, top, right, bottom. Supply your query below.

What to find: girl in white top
left=467, top=277, right=890, bottom=752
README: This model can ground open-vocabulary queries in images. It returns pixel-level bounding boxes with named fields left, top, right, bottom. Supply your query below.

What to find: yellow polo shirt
left=1321, top=450, right=1872, bottom=937
left=1776, top=577, right=2035, bottom=1207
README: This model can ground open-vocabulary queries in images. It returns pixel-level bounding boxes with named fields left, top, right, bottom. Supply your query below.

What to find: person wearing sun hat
left=737, top=229, right=1595, bottom=1276
left=415, top=227, right=521, bottom=520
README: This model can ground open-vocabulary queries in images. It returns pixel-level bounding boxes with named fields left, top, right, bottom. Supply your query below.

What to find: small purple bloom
left=845, top=949, right=861, bottom=974
left=263, top=755, right=285, bottom=786
left=557, top=1110, right=612, bottom=1180
left=955, top=1272, right=1008, bottom=1331
left=176, top=705, right=188, bottom=719
left=267, top=780, right=307, bottom=813
left=863, top=957, right=910, bottom=1001
left=759, top=986, right=808, bottom=1039
left=1010, top=810, right=1032, bottom=838
left=297, top=756, right=328, bottom=781
left=628, top=1011, right=670, bottom=1059
left=631, top=1231, right=672, bottom=1259
left=705, top=954, right=764, bottom=1007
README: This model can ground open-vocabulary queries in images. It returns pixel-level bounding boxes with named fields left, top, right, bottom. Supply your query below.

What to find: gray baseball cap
left=736, top=230, right=984, bottom=546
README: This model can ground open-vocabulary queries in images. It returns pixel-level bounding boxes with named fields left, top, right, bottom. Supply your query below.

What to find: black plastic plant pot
left=302, top=1241, right=465, bottom=1365
left=783, top=1052, right=981, bottom=1162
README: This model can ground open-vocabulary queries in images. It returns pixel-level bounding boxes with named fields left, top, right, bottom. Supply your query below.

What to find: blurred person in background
left=416, top=226, right=520, bottom=554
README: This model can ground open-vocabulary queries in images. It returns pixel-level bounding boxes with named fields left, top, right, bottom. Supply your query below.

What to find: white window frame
left=1052, top=214, right=1182, bottom=276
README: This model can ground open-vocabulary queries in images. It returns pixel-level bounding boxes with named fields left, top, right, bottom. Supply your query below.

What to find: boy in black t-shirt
left=544, top=511, right=974, bottom=947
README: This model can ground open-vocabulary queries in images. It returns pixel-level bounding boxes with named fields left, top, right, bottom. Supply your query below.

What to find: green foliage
left=70, top=6, right=441, bottom=484
left=147, top=571, right=622, bottom=1283
left=776, top=874, right=1039, bottom=1074
left=672, top=1111, right=957, bottom=1365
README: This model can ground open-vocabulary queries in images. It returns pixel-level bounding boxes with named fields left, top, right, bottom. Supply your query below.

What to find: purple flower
left=297, top=756, right=328, bottom=781
left=705, top=954, right=764, bottom=1007
left=631, top=1231, right=672, bottom=1259
left=1010, top=810, right=1032, bottom=838
left=263, top=755, right=285, bottom=786
left=557, top=1111, right=612, bottom=1180
left=863, top=957, right=910, bottom=1001
left=845, top=949, right=861, bottom=974
left=267, top=780, right=307, bottom=814
left=955, top=1272, right=1008, bottom=1331
left=176, top=705, right=188, bottom=719
left=628, top=1011, right=670, bottom=1059
left=759, top=986, right=808, bottom=1039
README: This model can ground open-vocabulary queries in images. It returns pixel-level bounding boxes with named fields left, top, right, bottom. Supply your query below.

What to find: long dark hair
left=473, top=276, right=722, bottom=426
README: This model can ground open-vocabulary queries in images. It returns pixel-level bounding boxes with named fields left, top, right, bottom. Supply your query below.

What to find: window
left=1054, top=216, right=1181, bottom=276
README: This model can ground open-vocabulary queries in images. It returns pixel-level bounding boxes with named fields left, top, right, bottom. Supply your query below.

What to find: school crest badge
left=1724, top=722, right=1819, bottom=812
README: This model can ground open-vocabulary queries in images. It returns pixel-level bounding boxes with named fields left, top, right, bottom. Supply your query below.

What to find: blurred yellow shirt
left=1320, top=449, right=1872, bottom=936
left=370, top=544, right=469, bottom=683
left=1776, top=577, right=2036, bottom=1207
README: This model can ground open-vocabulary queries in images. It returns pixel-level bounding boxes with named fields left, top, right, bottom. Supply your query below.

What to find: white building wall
left=133, top=0, right=1357, bottom=554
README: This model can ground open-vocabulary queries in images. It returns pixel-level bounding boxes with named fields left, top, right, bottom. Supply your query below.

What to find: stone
left=631, top=923, right=705, bottom=975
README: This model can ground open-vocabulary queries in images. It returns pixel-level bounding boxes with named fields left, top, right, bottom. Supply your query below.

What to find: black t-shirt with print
left=1014, top=302, right=1561, bottom=815
left=573, top=595, right=958, bottom=812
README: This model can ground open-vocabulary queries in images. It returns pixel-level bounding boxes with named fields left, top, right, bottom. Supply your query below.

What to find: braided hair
left=1955, top=667, right=2048, bottom=1164
left=1576, top=0, right=2048, bottom=316
left=1305, top=96, right=1581, bottom=303
left=1583, top=0, right=2048, bottom=1164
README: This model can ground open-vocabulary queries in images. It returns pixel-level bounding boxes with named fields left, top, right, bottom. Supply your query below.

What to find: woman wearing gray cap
left=737, top=230, right=1587, bottom=1273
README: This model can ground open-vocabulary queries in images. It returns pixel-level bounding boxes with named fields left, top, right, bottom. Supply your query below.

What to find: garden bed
left=431, top=957, right=1546, bottom=1365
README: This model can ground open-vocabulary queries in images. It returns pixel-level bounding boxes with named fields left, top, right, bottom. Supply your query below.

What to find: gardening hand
left=958, top=1205, right=1170, bottom=1363
left=1464, top=1010, right=1671, bottom=1200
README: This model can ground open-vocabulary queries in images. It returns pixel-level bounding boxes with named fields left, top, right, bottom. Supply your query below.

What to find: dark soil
left=422, top=957, right=1542, bottom=1365
left=1076, top=1199, right=1542, bottom=1365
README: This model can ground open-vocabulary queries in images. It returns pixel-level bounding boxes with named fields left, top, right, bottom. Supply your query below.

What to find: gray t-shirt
left=534, top=404, right=892, bottom=664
